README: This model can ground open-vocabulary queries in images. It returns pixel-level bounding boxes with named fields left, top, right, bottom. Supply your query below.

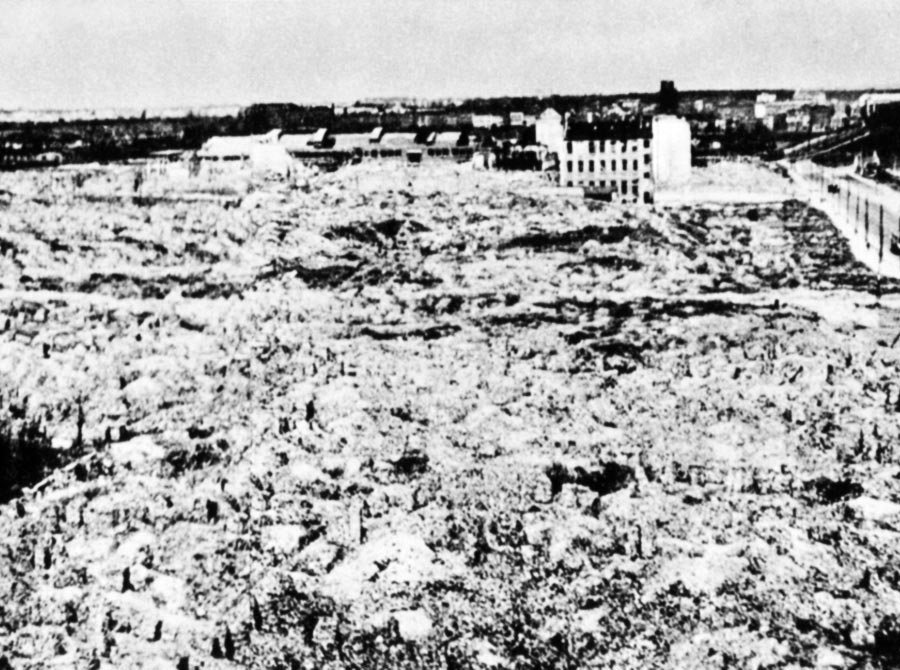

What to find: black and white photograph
left=3, top=1, right=900, bottom=668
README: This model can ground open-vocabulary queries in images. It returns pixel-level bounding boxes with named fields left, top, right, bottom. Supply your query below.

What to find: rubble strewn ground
left=2, top=159, right=900, bottom=669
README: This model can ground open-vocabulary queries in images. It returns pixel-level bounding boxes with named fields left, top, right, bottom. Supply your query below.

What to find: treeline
left=0, top=114, right=244, bottom=164
left=0, top=88, right=872, bottom=166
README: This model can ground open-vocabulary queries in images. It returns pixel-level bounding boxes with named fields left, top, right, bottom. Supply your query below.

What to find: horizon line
left=5, top=84, right=900, bottom=116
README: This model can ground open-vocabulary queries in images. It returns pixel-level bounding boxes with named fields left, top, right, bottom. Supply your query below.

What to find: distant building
left=756, top=92, right=777, bottom=104
left=794, top=90, right=827, bottom=105
left=651, top=115, right=691, bottom=186
left=856, top=92, right=900, bottom=119
left=508, top=111, right=535, bottom=126
left=808, top=105, right=834, bottom=133
left=148, top=149, right=184, bottom=163
left=558, top=118, right=655, bottom=203
left=535, top=108, right=564, bottom=154
left=198, top=130, right=293, bottom=175
left=198, top=128, right=284, bottom=160
left=341, top=104, right=381, bottom=116
left=379, top=132, right=418, bottom=152
left=830, top=105, right=850, bottom=130
left=472, top=114, right=504, bottom=128
left=415, top=109, right=470, bottom=128
left=198, top=136, right=256, bottom=160
left=279, top=132, right=320, bottom=153
left=288, top=129, right=476, bottom=163
left=554, top=113, right=691, bottom=201
left=605, top=103, right=631, bottom=119
left=33, top=151, right=63, bottom=166
left=784, top=108, right=811, bottom=133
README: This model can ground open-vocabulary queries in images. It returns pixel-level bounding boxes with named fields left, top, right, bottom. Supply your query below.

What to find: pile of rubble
left=1, top=160, right=900, bottom=669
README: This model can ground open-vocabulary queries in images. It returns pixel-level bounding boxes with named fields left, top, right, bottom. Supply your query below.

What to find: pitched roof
left=279, top=133, right=316, bottom=152
left=198, top=136, right=255, bottom=158
left=434, top=131, right=462, bottom=147
left=380, top=132, right=417, bottom=148
left=331, top=133, right=371, bottom=151
left=256, top=128, right=283, bottom=144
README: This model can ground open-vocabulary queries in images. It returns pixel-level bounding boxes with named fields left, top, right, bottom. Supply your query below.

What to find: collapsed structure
left=3, top=158, right=900, bottom=669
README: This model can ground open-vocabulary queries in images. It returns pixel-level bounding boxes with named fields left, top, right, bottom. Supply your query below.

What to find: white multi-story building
left=651, top=115, right=691, bottom=186
left=535, top=108, right=565, bottom=154
left=558, top=121, right=655, bottom=203
left=553, top=115, right=691, bottom=202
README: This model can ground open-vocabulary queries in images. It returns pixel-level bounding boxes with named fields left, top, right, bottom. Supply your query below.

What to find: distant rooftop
left=565, top=118, right=652, bottom=141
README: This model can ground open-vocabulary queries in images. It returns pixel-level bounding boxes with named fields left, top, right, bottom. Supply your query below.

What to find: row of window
left=566, top=139, right=651, bottom=154
left=565, top=179, right=645, bottom=197
left=356, top=147, right=474, bottom=158
left=425, top=147, right=474, bottom=157
left=360, top=149, right=404, bottom=158
left=566, top=157, right=650, bottom=173
left=0, top=154, right=62, bottom=163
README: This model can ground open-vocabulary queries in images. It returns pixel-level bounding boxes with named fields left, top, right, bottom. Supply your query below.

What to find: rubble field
left=2, top=160, right=900, bottom=669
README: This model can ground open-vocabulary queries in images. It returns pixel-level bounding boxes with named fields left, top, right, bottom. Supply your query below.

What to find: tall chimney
left=659, top=81, right=679, bottom=115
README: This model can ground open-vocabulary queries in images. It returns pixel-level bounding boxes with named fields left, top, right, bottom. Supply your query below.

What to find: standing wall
left=652, top=115, right=691, bottom=186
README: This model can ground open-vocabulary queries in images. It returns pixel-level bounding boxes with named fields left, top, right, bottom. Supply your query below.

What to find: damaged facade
left=560, top=119, right=655, bottom=202
left=548, top=111, right=692, bottom=202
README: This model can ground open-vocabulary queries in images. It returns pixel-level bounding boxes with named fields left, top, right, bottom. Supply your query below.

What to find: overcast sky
left=1, top=0, right=899, bottom=110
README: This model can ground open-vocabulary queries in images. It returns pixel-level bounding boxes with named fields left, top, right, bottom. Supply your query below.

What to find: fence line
left=790, top=160, right=900, bottom=279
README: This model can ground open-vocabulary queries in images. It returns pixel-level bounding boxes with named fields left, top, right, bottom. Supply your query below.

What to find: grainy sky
left=1, top=0, right=899, bottom=109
